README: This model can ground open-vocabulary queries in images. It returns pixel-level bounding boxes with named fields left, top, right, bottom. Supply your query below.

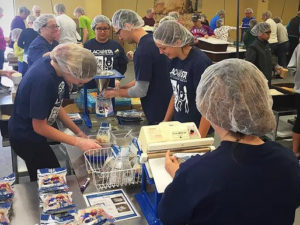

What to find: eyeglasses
left=44, top=25, right=60, bottom=30
left=96, top=27, right=110, bottom=31
left=115, top=29, right=122, bottom=35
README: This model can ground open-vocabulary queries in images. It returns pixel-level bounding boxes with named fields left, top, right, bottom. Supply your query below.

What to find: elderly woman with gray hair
left=159, top=58, right=300, bottom=225
left=9, top=43, right=100, bottom=181
left=27, top=14, right=59, bottom=68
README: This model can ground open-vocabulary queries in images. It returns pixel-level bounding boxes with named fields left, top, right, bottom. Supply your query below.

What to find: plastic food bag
left=0, top=202, right=11, bottom=225
left=40, top=192, right=76, bottom=214
left=0, top=174, right=15, bottom=202
left=38, top=168, right=68, bottom=193
left=40, top=209, right=77, bottom=225
left=96, top=94, right=114, bottom=117
left=77, top=206, right=114, bottom=225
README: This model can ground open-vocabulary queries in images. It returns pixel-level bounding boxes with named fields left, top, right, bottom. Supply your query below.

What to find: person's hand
left=76, top=130, right=87, bottom=138
left=165, top=150, right=180, bottom=178
left=115, top=79, right=120, bottom=89
left=1, top=70, right=17, bottom=78
left=102, top=88, right=117, bottom=98
left=126, top=51, right=134, bottom=60
left=275, top=65, right=283, bottom=75
left=75, top=137, right=101, bottom=152
left=204, top=35, right=209, bottom=39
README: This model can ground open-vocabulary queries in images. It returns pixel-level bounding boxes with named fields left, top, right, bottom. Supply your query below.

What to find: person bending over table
left=158, top=59, right=300, bottom=225
left=8, top=43, right=101, bottom=181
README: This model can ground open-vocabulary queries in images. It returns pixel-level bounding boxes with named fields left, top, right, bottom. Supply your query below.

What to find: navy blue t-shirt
left=84, top=38, right=128, bottom=88
left=8, top=56, right=65, bottom=143
left=169, top=47, right=211, bottom=127
left=17, top=28, right=39, bottom=54
left=134, top=34, right=172, bottom=124
left=27, top=35, right=58, bottom=67
left=158, top=141, right=300, bottom=225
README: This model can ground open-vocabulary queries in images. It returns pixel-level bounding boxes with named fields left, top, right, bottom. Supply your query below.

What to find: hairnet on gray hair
left=18, top=6, right=30, bottom=15
left=54, top=3, right=66, bottom=14
left=73, top=7, right=85, bottom=16
left=159, top=16, right=177, bottom=25
left=216, top=19, right=224, bottom=28
left=50, top=43, right=97, bottom=79
left=262, top=10, right=272, bottom=19
left=91, top=15, right=111, bottom=30
left=33, top=14, right=56, bottom=33
left=217, top=10, right=225, bottom=16
left=196, top=58, right=275, bottom=136
left=245, top=8, right=253, bottom=13
left=112, top=9, right=144, bottom=31
left=168, top=11, right=179, bottom=20
left=251, top=22, right=270, bottom=36
left=11, top=28, right=22, bottom=42
left=26, top=15, right=37, bottom=24
left=153, top=20, right=194, bottom=47
left=146, top=8, right=153, bottom=14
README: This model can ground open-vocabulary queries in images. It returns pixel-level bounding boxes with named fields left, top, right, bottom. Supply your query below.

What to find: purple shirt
left=190, top=25, right=214, bottom=38
left=0, top=27, right=5, bottom=51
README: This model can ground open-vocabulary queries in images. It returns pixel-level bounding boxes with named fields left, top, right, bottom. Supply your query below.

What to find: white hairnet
left=251, top=22, right=270, bottom=36
left=33, top=14, right=56, bottom=32
left=196, top=58, right=275, bottom=136
left=168, top=11, right=179, bottom=20
left=50, top=43, right=97, bottom=79
left=11, top=28, right=22, bottom=42
left=26, top=15, right=36, bottom=24
left=91, top=15, right=111, bottom=30
left=73, top=7, right=85, bottom=16
left=159, top=16, right=177, bottom=25
left=153, top=20, right=194, bottom=47
left=54, top=3, right=66, bottom=14
left=112, top=9, right=144, bottom=31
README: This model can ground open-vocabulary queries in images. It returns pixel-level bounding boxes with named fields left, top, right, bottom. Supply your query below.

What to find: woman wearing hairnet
left=154, top=20, right=212, bottom=137
left=73, top=7, right=95, bottom=44
left=245, top=22, right=282, bottom=86
left=158, top=59, right=300, bottom=225
left=27, top=14, right=59, bottom=68
left=8, top=43, right=100, bottom=181
left=84, top=15, right=127, bottom=89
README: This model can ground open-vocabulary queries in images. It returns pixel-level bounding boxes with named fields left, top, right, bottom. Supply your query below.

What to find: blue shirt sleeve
left=116, top=43, right=128, bottom=75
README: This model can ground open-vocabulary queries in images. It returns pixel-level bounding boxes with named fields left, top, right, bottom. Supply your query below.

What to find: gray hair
left=217, top=9, right=225, bottom=16
left=273, top=17, right=282, bottom=24
left=26, top=15, right=37, bottom=24
left=32, top=5, right=40, bottom=12
left=262, top=10, right=272, bottom=19
left=249, top=19, right=257, bottom=28
left=168, top=11, right=180, bottom=20
left=146, top=8, right=153, bottom=14
left=245, top=8, right=253, bottom=14
left=216, top=19, right=223, bottom=28
left=18, top=6, right=30, bottom=16
left=54, top=4, right=66, bottom=14
left=73, top=7, right=85, bottom=16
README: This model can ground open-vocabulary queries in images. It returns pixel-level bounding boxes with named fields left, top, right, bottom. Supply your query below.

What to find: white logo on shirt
left=171, top=79, right=189, bottom=113
left=170, top=68, right=188, bottom=82
left=48, top=81, right=65, bottom=125
left=95, top=56, right=114, bottom=73
left=92, top=49, right=114, bottom=55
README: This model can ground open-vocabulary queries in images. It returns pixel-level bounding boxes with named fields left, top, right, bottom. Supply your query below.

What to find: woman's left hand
left=165, top=150, right=180, bottom=178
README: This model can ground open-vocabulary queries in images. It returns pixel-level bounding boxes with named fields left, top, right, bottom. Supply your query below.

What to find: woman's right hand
left=126, top=51, right=134, bottom=60
left=75, top=137, right=101, bottom=152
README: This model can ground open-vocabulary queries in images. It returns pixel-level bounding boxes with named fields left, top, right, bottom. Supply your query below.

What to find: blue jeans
left=0, top=50, right=4, bottom=69
left=17, top=61, right=23, bottom=74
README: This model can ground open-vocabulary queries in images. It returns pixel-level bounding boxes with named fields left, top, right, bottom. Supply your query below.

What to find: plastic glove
left=75, top=137, right=101, bottom=152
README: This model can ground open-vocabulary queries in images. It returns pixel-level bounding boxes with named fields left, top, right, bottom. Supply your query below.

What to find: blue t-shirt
left=210, top=15, right=220, bottom=31
left=158, top=141, right=300, bottom=225
left=17, top=28, right=39, bottom=55
left=169, top=47, right=211, bottom=127
left=27, top=35, right=58, bottom=67
left=84, top=38, right=128, bottom=88
left=134, top=34, right=172, bottom=124
left=242, top=16, right=255, bottom=29
left=8, top=56, right=65, bottom=143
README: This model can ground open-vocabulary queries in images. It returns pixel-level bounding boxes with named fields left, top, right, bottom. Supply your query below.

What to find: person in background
left=103, top=9, right=172, bottom=125
left=8, top=43, right=100, bottom=181
left=243, top=19, right=257, bottom=49
left=27, top=14, right=59, bottom=68
left=154, top=21, right=212, bottom=137
left=210, top=9, right=225, bottom=31
left=32, top=5, right=41, bottom=17
left=199, top=13, right=209, bottom=26
left=214, top=19, right=236, bottom=41
left=54, top=3, right=80, bottom=44
left=246, top=22, right=282, bottom=87
left=262, top=11, right=278, bottom=54
left=273, top=17, right=289, bottom=68
left=158, top=58, right=300, bottom=225
left=190, top=13, right=214, bottom=39
left=143, top=8, right=155, bottom=26
left=158, top=15, right=177, bottom=26
left=241, top=8, right=255, bottom=41
left=11, top=28, right=23, bottom=74
left=288, top=43, right=300, bottom=158
left=287, top=11, right=300, bottom=61
left=168, top=11, right=180, bottom=21
left=0, top=7, right=7, bottom=70
left=18, top=15, right=38, bottom=75
left=84, top=15, right=128, bottom=89
left=73, top=7, right=95, bottom=44
left=10, top=6, right=30, bottom=48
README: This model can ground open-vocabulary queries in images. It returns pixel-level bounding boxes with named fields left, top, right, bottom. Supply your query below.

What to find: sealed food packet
left=0, top=202, right=11, bottom=225
left=40, top=209, right=77, bottom=225
left=96, top=122, right=111, bottom=143
left=40, top=192, right=76, bottom=214
left=77, top=206, right=114, bottom=225
left=38, top=168, right=68, bottom=193
left=0, top=174, right=15, bottom=202
left=96, top=92, right=114, bottom=118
